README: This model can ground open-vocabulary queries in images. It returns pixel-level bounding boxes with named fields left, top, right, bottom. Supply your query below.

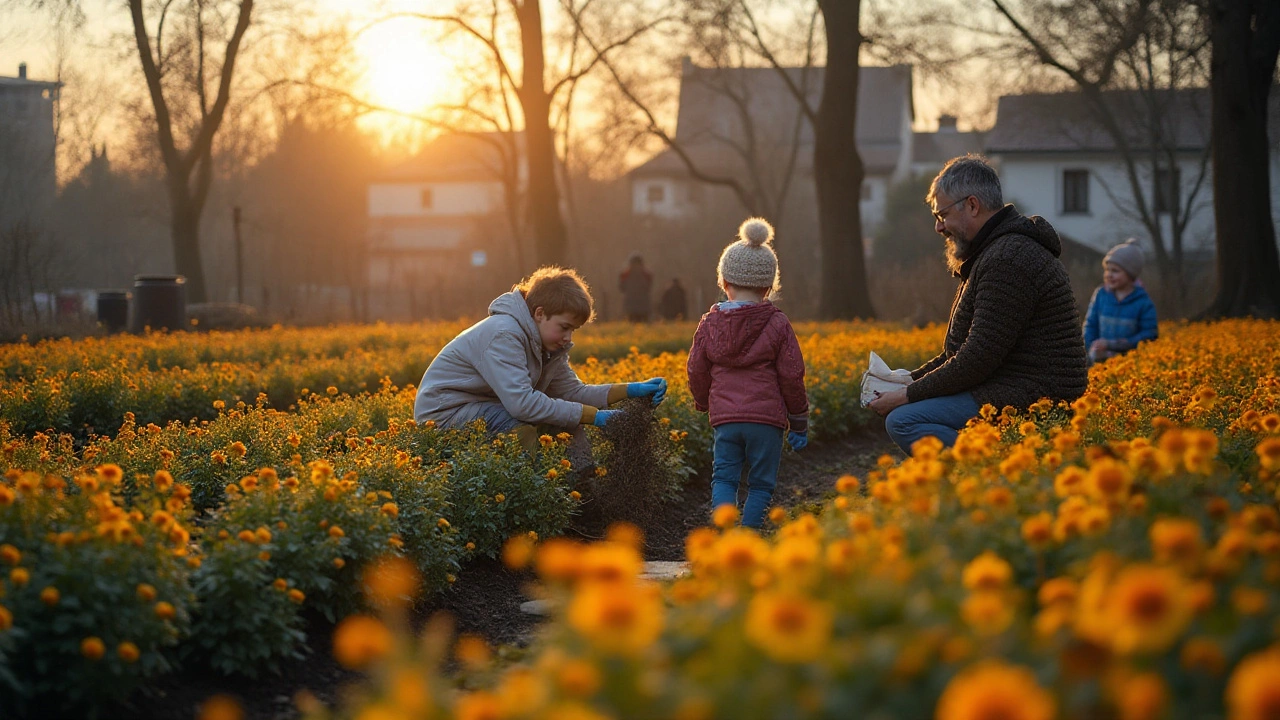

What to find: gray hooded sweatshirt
left=413, top=291, right=612, bottom=428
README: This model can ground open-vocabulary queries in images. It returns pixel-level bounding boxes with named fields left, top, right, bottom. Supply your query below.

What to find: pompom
left=738, top=217, right=774, bottom=247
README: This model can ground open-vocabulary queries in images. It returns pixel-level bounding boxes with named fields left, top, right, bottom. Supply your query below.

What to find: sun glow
left=358, top=21, right=453, bottom=116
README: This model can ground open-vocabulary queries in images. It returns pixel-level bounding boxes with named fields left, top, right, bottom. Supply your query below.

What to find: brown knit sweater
left=907, top=206, right=1088, bottom=411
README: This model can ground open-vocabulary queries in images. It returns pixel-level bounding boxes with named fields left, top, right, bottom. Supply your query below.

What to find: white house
left=985, top=89, right=1280, bottom=257
left=366, top=132, right=526, bottom=318
left=0, top=62, right=61, bottom=224
left=630, top=60, right=916, bottom=232
left=911, top=115, right=985, bottom=178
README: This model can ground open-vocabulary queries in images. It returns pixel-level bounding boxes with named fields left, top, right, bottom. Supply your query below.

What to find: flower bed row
left=309, top=320, right=1280, bottom=720
left=0, top=320, right=941, bottom=437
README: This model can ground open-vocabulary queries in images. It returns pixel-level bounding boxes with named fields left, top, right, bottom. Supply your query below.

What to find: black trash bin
left=96, top=290, right=131, bottom=333
left=129, top=275, right=187, bottom=333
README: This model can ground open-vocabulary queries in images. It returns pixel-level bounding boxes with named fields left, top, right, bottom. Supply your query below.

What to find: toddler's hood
left=702, top=302, right=782, bottom=367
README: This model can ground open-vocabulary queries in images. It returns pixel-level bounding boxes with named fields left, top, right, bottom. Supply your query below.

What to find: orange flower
left=1227, top=646, right=1280, bottom=720
left=744, top=592, right=834, bottom=663
left=936, top=661, right=1055, bottom=720
left=332, top=615, right=393, bottom=669
left=81, top=637, right=106, bottom=660
left=962, top=551, right=1013, bottom=592
left=117, top=641, right=140, bottom=663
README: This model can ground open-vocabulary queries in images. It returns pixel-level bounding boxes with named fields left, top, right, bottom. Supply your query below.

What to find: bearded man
left=868, top=154, right=1087, bottom=453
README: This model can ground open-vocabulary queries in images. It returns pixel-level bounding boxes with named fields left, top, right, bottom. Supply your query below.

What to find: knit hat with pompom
left=718, top=217, right=780, bottom=291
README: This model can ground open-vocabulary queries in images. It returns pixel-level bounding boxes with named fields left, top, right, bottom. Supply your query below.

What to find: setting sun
left=358, top=20, right=453, bottom=115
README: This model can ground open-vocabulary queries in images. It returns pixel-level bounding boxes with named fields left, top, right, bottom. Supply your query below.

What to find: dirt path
left=130, top=429, right=899, bottom=720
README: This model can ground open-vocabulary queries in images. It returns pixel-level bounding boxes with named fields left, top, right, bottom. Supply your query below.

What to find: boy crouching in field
left=413, top=266, right=667, bottom=465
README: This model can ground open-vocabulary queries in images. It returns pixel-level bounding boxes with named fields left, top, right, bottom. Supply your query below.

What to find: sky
left=0, top=0, right=969, bottom=176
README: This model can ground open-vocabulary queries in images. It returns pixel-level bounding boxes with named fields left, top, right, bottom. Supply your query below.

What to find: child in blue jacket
left=1083, top=239, right=1158, bottom=364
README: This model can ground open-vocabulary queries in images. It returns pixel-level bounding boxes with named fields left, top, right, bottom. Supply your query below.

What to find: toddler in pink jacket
left=687, top=218, right=809, bottom=529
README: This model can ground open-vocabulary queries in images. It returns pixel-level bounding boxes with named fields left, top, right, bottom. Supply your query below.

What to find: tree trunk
left=1204, top=0, right=1280, bottom=318
left=516, top=0, right=569, bottom=269
left=169, top=188, right=208, bottom=304
left=813, top=1, right=873, bottom=319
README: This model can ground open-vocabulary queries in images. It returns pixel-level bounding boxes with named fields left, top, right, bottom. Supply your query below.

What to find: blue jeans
left=711, top=423, right=784, bottom=529
left=885, top=392, right=980, bottom=455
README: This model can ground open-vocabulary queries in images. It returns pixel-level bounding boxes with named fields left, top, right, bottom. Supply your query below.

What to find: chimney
left=18, top=62, right=27, bottom=80
left=938, top=114, right=958, bottom=133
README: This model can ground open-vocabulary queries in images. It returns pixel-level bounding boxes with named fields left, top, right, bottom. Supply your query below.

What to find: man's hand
left=627, top=377, right=668, bottom=406
left=868, top=387, right=909, bottom=417
left=1089, top=339, right=1110, bottom=355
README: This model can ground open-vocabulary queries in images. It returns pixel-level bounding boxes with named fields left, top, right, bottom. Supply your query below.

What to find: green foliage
left=0, top=470, right=193, bottom=716
left=185, top=536, right=306, bottom=678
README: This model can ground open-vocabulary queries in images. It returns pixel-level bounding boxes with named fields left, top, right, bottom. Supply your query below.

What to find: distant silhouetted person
left=619, top=252, right=653, bottom=322
left=659, top=277, right=688, bottom=321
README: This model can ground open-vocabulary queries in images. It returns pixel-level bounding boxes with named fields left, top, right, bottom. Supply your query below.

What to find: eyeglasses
left=931, top=195, right=970, bottom=223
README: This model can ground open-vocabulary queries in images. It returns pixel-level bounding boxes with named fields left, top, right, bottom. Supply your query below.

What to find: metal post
left=233, top=206, right=243, bottom=304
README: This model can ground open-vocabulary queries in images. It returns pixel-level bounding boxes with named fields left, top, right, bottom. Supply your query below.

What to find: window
left=420, top=188, right=433, bottom=209
left=1154, top=166, right=1180, bottom=214
left=1062, top=169, right=1089, bottom=213
left=647, top=184, right=666, bottom=204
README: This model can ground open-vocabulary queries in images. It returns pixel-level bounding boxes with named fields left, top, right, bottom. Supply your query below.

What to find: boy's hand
left=627, top=377, right=668, bottom=406
left=787, top=430, right=808, bottom=452
left=593, top=409, right=620, bottom=427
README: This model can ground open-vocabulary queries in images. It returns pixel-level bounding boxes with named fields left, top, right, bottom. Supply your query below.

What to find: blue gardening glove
left=627, top=377, right=668, bottom=406
left=593, top=409, right=620, bottom=428
left=787, top=431, right=808, bottom=452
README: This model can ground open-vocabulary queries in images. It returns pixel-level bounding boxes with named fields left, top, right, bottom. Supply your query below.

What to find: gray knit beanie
left=1103, top=239, right=1144, bottom=279
left=718, top=217, right=780, bottom=291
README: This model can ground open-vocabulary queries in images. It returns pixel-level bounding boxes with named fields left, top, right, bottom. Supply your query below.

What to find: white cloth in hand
left=860, top=351, right=913, bottom=407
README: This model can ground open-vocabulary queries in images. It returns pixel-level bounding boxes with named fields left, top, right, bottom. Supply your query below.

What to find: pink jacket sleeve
left=686, top=320, right=712, bottom=412
left=774, top=318, right=809, bottom=431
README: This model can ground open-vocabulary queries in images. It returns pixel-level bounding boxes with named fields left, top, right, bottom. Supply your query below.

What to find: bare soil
left=119, top=428, right=898, bottom=720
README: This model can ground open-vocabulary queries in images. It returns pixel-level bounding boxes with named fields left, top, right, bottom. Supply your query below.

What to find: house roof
left=986, top=87, right=1280, bottom=154
left=0, top=74, right=62, bottom=90
left=912, top=130, right=986, bottom=166
left=632, top=62, right=913, bottom=177
left=377, top=132, right=525, bottom=183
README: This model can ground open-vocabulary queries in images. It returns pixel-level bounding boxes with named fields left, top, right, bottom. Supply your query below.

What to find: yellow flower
left=502, top=534, right=535, bottom=570
left=744, top=592, right=834, bottom=664
left=961, top=591, right=1015, bottom=636
left=328, top=526, right=345, bottom=539
left=1113, top=672, right=1167, bottom=720
left=1091, top=564, right=1192, bottom=655
left=567, top=582, right=664, bottom=657
left=1021, top=512, right=1054, bottom=550
left=0, top=605, right=11, bottom=631
left=835, top=475, right=860, bottom=493
left=0, top=544, right=19, bottom=566
left=1258, top=437, right=1280, bottom=472
left=714, top=529, right=771, bottom=578
left=95, top=464, right=123, bottom=485
left=579, top=542, right=643, bottom=585
left=333, top=615, right=392, bottom=669
left=196, top=695, right=243, bottom=720
left=137, top=583, right=157, bottom=602
left=1180, top=636, right=1225, bottom=675
left=936, top=661, right=1055, bottom=720
left=380, top=502, right=399, bottom=517
left=556, top=658, right=602, bottom=697
left=1054, top=466, right=1087, bottom=497
left=1087, top=457, right=1132, bottom=502
left=117, top=641, right=140, bottom=663
left=456, top=691, right=502, bottom=720
left=1227, top=646, right=1280, bottom=720
left=962, top=551, right=1013, bottom=592
left=40, top=586, right=59, bottom=607
left=155, top=601, right=176, bottom=620
left=712, top=504, right=739, bottom=528
left=1150, top=518, right=1203, bottom=567
left=363, top=556, right=420, bottom=606
left=287, top=588, right=305, bottom=604
left=454, top=634, right=492, bottom=669
left=81, top=637, right=106, bottom=660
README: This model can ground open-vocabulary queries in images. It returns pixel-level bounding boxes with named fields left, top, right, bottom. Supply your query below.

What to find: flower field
left=0, top=319, right=941, bottom=714
left=3, top=318, right=1277, bottom=718
left=301, top=319, right=1280, bottom=720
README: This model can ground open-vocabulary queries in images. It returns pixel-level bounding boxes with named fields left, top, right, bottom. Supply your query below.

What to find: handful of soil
left=572, top=397, right=668, bottom=538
